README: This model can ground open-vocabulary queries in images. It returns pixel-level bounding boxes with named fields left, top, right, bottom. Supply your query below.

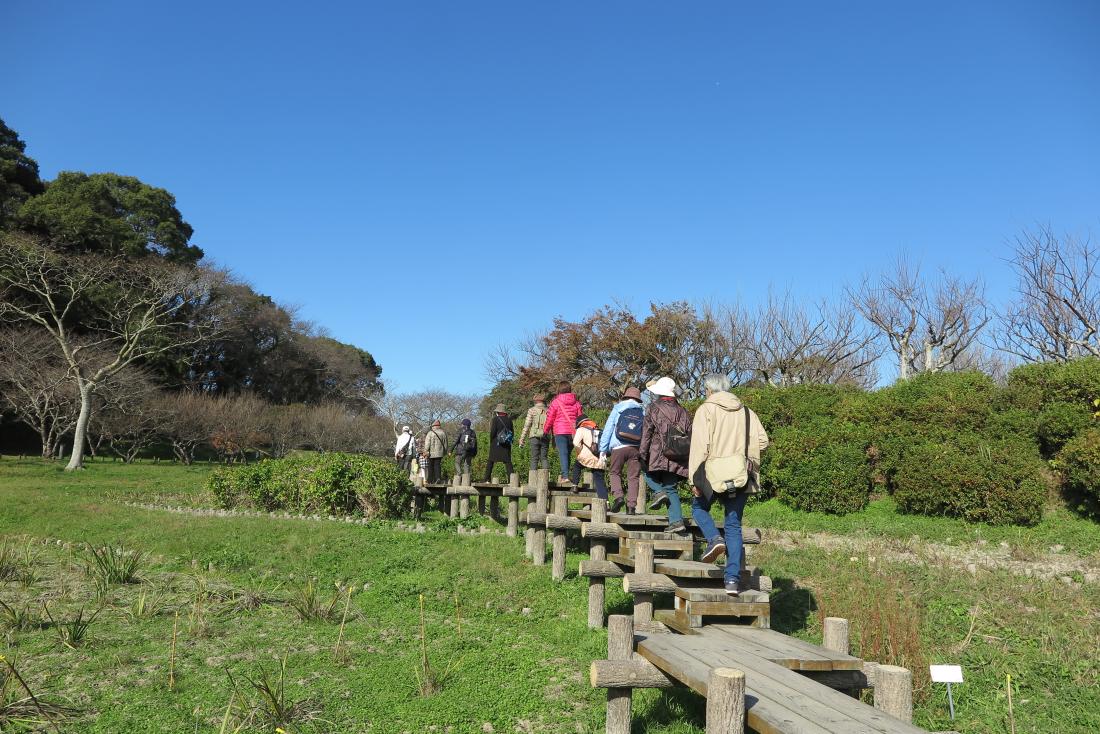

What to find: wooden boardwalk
left=413, top=470, right=925, bottom=734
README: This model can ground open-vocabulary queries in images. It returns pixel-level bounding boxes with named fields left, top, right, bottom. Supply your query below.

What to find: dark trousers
left=608, top=446, right=642, bottom=507
left=570, top=463, right=608, bottom=499
left=527, top=435, right=549, bottom=472
left=428, top=457, right=443, bottom=484
left=397, top=454, right=413, bottom=473
left=484, top=460, right=514, bottom=483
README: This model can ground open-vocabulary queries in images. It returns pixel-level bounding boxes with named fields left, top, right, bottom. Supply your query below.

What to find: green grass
left=1, top=457, right=1098, bottom=733
left=746, top=495, right=1100, bottom=558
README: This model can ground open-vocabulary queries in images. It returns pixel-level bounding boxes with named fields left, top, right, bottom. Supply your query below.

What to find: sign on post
left=929, top=664, right=964, bottom=719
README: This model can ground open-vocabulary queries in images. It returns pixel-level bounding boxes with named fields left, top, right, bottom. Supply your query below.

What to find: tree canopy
left=16, top=171, right=203, bottom=264
left=0, top=118, right=44, bottom=229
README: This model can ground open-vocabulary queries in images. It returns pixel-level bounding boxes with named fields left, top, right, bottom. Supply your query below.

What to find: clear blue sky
left=5, top=1, right=1099, bottom=394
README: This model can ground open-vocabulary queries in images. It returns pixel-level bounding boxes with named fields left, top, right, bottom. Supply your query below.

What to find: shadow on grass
left=768, top=575, right=817, bottom=636
left=633, top=687, right=707, bottom=733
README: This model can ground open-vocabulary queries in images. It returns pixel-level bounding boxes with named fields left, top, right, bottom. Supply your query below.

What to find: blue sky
left=5, top=1, right=1099, bottom=394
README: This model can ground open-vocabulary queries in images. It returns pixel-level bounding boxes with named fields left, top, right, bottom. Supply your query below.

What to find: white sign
left=930, top=665, right=964, bottom=684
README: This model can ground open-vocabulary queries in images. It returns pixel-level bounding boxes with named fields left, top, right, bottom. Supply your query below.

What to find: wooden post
left=588, top=498, right=608, bottom=628
left=532, top=470, right=548, bottom=566
left=706, top=668, right=746, bottom=734
left=874, top=665, right=913, bottom=723
left=636, top=472, right=647, bottom=513
left=459, top=495, right=470, bottom=519
left=413, top=493, right=424, bottom=519
left=449, top=491, right=459, bottom=519
left=606, top=615, right=633, bottom=734
left=633, top=542, right=654, bottom=624
left=551, top=495, right=568, bottom=581
left=506, top=499, right=518, bottom=537
left=478, top=495, right=487, bottom=514
left=822, top=617, right=849, bottom=654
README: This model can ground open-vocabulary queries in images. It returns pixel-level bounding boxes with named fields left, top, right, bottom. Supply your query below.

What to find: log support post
left=478, top=496, right=487, bottom=514
left=874, top=665, right=913, bottom=723
left=588, top=498, right=608, bottom=628
left=551, top=495, right=568, bottom=581
left=448, top=493, right=458, bottom=519
left=459, top=495, right=470, bottom=519
left=706, top=668, right=746, bottom=734
left=606, top=615, right=633, bottom=734
left=532, top=470, right=548, bottom=566
left=633, top=542, right=655, bottom=624
left=507, top=498, right=519, bottom=537
left=412, top=494, right=424, bottom=519
left=823, top=616, right=856, bottom=698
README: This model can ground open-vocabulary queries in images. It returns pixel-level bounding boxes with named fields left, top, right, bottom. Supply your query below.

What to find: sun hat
left=621, top=386, right=642, bottom=401
left=494, top=403, right=507, bottom=413
left=461, top=418, right=471, bottom=427
left=432, top=420, right=441, bottom=427
left=532, top=394, right=546, bottom=403
left=649, top=377, right=677, bottom=397
left=402, top=425, right=411, bottom=432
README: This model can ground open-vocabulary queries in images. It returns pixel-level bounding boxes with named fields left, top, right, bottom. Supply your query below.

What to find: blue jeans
left=553, top=434, right=572, bottom=477
left=691, top=490, right=749, bottom=583
left=644, top=470, right=683, bottom=524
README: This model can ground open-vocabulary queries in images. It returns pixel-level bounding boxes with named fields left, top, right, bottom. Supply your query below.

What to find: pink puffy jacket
left=543, top=392, right=583, bottom=437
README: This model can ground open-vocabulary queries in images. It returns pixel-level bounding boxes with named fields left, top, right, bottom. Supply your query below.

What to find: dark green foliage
left=1037, top=402, right=1093, bottom=458
left=209, top=453, right=412, bottom=519
left=893, top=437, right=1046, bottom=525
left=16, top=171, right=202, bottom=264
left=765, top=419, right=872, bottom=514
left=740, top=384, right=866, bottom=430
left=1055, top=428, right=1100, bottom=518
left=0, top=118, right=44, bottom=229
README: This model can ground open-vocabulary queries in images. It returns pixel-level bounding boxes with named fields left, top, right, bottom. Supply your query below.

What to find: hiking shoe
left=648, top=493, right=670, bottom=511
left=701, top=538, right=727, bottom=564
left=609, top=497, right=625, bottom=513
left=724, top=580, right=741, bottom=596
left=626, top=506, right=636, bottom=515
left=666, top=520, right=687, bottom=534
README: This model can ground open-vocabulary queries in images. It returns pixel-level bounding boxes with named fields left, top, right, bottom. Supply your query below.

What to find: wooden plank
left=636, top=638, right=836, bottom=734
left=680, top=600, right=772, bottom=617
left=641, top=635, right=928, bottom=734
left=688, top=627, right=836, bottom=672
left=674, top=586, right=770, bottom=604
left=707, top=626, right=864, bottom=672
left=653, top=609, right=700, bottom=635
left=568, top=510, right=762, bottom=544
left=610, top=554, right=763, bottom=581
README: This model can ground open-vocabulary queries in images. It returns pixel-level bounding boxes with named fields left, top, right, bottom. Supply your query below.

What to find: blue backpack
left=614, top=406, right=644, bottom=445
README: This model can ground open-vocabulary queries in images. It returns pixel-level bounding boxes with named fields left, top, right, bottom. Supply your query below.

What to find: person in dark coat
left=483, top=403, right=515, bottom=483
left=638, top=377, right=691, bottom=529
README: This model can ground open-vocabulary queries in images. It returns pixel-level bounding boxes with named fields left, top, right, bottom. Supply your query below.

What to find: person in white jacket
left=394, top=426, right=416, bottom=473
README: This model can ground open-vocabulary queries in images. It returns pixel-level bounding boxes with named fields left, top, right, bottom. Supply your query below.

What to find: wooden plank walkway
left=636, top=632, right=925, bottom=734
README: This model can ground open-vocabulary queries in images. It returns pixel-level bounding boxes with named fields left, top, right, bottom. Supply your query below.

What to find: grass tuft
left=85, top=543, right=146, bottom=593
left=225, top=652, right=324, bottom=732
left=287, top=579, right=341, bottom=623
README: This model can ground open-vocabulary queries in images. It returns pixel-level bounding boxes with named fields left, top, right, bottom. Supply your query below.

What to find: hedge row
left=208, top=453, right=412, bottom=519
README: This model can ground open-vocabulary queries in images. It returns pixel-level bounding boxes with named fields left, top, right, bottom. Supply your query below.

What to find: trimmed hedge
left=892, top=437, right=1046, bottom=525
left=764, top=419, right=872, bottom=514
left=208, top=453, right=412, bottom=519
left=1055, top=428, right=1100, bottom=518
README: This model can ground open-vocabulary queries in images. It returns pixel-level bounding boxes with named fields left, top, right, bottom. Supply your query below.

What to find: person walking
left=483, top=404, right=515, bottom=483
left=638, top=377, right=691, bottom=524
left=518, top=394, right=549, bottom=477
left=688, top=373, right=769, bottom=596
left=424, top=420, right=447, bottom=484
left=572, top=414, right=608, bottom=499
left=599, top=386, right=645, bottom=513
left=543, top=381, right=583, bottom=486
left=451, top=419, right=477, bottom=481
left=394, top=425, right=416, bottom=474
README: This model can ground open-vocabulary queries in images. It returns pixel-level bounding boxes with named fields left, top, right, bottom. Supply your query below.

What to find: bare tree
left=375, top=389, right=480, bottom=436
left=160, top=391, right=216, bottom=464
left=0, top=328, right=79, bottom=458
left=745, top=291, right=880, bottom=388
left=850, top=257, right=989, bottom=379
left=0, top=234, right=221, bottom=469
left=88, top=368, right=169, bottom=463
left=998, top=226, right=1100, bottom=362
left=206, top=393, right=269, bottom=462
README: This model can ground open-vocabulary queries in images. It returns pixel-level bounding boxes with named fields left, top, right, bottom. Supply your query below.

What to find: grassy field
left=0, top=457, right=1098, bottom=733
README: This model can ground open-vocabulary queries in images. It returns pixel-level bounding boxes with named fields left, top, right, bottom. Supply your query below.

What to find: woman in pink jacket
left=543, top=381, right=583, bottom=485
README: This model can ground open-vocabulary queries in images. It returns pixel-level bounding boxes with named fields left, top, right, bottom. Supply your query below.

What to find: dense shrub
left=765, top=419, right=872, bottom=514
left=1055, top=428, right=1100, bottom=518
left=892, top=437, right=1046, bottom=525
left=208, top=453, right=412, bottom=519
left=1003, top=358, right=1100, bottom=411
left=1037, top=401, right=1093, bottom=458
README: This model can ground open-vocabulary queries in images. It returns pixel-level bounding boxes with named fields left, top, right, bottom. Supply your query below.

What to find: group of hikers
left=393, top=373, right=769, bottom=595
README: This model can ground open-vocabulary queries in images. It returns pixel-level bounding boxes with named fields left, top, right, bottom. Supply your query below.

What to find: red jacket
left=543, top=392, right=583, bottom=436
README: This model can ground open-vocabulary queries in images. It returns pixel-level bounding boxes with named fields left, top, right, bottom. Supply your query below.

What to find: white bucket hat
left=649, top=376, right=677, bottom=397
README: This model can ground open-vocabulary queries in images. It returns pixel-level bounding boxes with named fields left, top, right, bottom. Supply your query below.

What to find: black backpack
left=614, top=406, right=644, bottom=445
left=462, top=428, right=477, bottom=456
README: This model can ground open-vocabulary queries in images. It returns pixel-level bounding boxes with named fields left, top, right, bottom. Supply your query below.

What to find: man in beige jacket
left=688, top=373, right=769, bottom=596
